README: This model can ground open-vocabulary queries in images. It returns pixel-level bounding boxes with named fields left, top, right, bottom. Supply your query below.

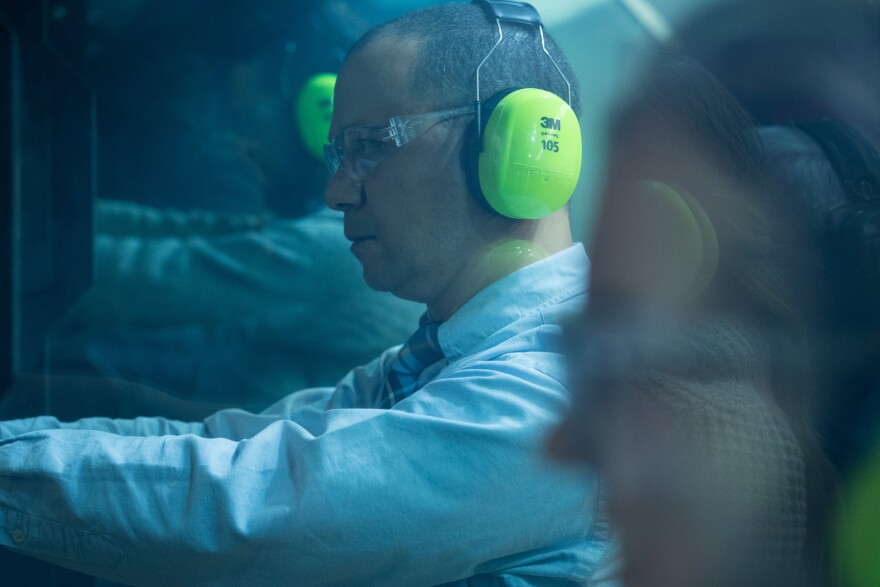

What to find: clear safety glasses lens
left=323, top=106, right=474, bottom=182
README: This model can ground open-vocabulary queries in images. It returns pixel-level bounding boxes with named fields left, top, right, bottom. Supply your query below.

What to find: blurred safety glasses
left=323, top=105, right=474, bottom=181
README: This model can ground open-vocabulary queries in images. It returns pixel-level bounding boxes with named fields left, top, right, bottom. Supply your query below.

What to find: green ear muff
left=478, top=88, right=582, bottom=219
left=590, top=180, right=719, bottom=302
left=296, top=73, right=337, bottom=161
left=835, top=451, right=880, bottom=587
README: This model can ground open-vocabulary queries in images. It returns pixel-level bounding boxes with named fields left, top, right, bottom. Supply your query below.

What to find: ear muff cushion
left=462, top=88, right=518, bottom=212
left=478, top=88, right=582, bottom=219
left=680, top=184, right=719, bottom=297
left=590, top=180, right=718, bottom=302
left=296, top=73, right=337, bottom=160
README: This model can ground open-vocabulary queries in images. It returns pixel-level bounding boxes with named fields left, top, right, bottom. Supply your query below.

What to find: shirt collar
left=437, top=243, right=589, bottom=362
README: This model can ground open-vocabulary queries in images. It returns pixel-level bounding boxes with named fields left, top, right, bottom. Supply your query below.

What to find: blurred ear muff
left=590, top=180, right=718, bottom=302
left=296, top=73, right=337, bottom=161
left=476, top=87, right=582, bottom=219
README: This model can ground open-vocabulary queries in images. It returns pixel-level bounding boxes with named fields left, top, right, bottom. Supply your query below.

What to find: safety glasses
left=323, top=105, right=474, bottom=181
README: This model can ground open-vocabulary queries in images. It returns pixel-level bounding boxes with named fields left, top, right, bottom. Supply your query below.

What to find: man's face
left=324, top=38, right=494, bottom=307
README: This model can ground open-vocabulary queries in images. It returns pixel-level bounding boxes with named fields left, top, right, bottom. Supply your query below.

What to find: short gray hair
left=348, top=2, right=581, bottom=116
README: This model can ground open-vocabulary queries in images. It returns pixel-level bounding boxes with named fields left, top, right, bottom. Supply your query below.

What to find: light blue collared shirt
left=0, top=244, right=611, bottom=586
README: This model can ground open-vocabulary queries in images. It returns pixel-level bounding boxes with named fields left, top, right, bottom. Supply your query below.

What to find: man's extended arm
left=0, top=358, right=600, bottom=586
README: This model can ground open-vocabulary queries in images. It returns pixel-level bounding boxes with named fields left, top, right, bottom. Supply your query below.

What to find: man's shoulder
left=436, top=305, right=578, bottom=401
left=442, top=288, right=584, bottom=366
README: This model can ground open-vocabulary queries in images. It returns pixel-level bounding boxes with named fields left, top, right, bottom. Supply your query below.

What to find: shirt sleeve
left=0, top=385, right=338, bottom=442
left=0, top=414, right=205, bottom=439
left=0, top=358, right=601, bottom=586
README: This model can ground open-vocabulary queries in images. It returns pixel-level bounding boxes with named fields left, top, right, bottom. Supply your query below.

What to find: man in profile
left=0, top=3, right=610, bottom=584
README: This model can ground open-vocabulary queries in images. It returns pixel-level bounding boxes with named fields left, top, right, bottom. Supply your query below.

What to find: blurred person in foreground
left=0, top=3, right=612, bottom=585
left=549, top=49, right=833, bottom=587
left=674, top=0, right=880, bottom=479
left=678, top=3, right=880, bottom=586
left=548, top=0, right=880, bottom=584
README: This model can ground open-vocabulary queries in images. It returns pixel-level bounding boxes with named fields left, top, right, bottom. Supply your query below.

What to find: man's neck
left=427, top=215, right=573, bottom=322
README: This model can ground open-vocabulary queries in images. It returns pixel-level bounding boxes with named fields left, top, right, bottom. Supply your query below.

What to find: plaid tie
left=377, top=315, right=444, bottom=409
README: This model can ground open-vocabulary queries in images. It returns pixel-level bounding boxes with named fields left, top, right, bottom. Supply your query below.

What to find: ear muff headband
left=473, top=0, right=582, bottom=219
left=296, top=73, right=337, bottom=161
left=479, top=88, right=582, bottom=218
